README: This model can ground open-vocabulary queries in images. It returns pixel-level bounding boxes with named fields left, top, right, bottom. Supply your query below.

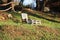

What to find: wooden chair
left=21, top=13, right=29, bottom=23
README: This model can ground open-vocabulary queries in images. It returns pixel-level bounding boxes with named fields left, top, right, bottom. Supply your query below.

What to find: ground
left=0, top=11, right=60, bottom=40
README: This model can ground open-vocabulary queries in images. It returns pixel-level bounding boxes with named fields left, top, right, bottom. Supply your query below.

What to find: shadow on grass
left=7, top=11, right=60, bottom=23
left=27, top=12, right=60, bottom=23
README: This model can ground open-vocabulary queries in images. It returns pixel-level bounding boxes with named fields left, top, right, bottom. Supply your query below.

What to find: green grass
left=0, top=11, right=60, bottom=28
left=29, top=14, right=60, bottom=28
left=0, top=11, right=60, bottom=40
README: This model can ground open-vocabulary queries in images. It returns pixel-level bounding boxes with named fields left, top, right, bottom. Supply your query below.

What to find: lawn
left=0, top=11, right=60, bottom=28
left=0, top=11, right=60, bottom=40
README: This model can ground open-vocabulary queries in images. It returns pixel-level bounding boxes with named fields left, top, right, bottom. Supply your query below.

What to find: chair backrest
left=21, top=13, right=28, bottom=20
left=21, top=13, right=28, bottom=23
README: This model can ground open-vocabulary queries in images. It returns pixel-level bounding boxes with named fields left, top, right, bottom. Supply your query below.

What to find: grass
left=0, top=11, right=60, bottom=40
left=0, top=12, right=60, bottom=28
left=29, top=14, right=60, bottom=28
left=0, top=11, right=60, bottom=28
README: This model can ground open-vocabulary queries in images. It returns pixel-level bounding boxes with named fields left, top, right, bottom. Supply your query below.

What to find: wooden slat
left=0, top=2, right=12, bottom=6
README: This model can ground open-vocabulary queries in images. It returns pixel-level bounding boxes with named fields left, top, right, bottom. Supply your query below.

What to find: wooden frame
left=0, top=0, right=18, bottom=12
left=21, top=13, right=29, bottom=23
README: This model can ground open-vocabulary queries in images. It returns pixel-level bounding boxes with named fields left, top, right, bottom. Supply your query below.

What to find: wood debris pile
left=0, top=11, right=12, bottom=21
